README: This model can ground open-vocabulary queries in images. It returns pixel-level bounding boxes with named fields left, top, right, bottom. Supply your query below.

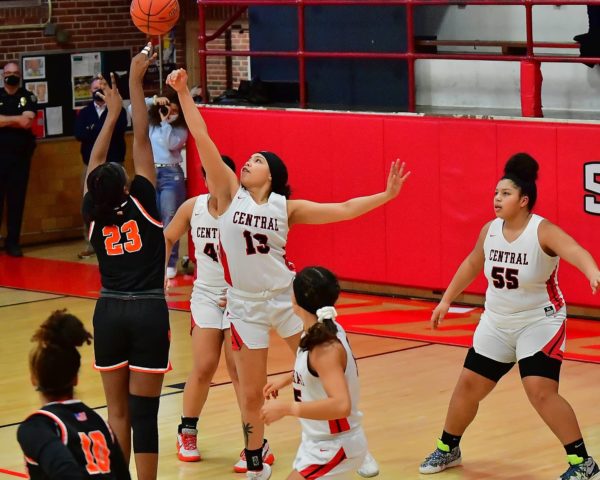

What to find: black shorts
left=93, top=296, right=171, bottom=373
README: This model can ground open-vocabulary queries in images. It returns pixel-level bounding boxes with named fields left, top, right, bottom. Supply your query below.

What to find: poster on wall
left=25, top=81, right=48, bottom=104
left=71, top=52, right=101, bottom=109
left=23, top=56, right=45, bottom=80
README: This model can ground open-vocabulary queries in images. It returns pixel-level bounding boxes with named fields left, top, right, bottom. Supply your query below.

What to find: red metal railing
left=197, top=0, right=600, bottom=115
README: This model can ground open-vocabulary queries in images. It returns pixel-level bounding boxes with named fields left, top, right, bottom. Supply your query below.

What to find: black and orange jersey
left=17, top=400, right=130, bottom=480
left=82, top=175, right=165, bottom=291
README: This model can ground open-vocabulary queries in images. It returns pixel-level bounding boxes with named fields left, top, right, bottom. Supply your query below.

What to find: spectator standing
left=0, top=61, right=37, bottom=257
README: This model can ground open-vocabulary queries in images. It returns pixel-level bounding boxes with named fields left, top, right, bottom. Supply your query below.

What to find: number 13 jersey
left=483, top=214, right=564, bottom=327
left=219, top=187, right=294, bottom=293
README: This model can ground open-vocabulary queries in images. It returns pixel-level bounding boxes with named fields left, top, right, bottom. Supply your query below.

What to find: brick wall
left=0, top=0, right=186, bottom=64
left=206, top=24, right=249, bottom=97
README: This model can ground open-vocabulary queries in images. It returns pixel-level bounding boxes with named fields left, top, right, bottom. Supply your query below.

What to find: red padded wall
left=186, top=107, right=600, bottom=308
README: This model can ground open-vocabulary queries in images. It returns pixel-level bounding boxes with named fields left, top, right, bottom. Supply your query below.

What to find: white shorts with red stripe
left=293, top=428, right=367, bottom=479
left=473, top=306, right=567, bottom=363
left=190, top=284, right=229, bottom=331
left=226, top=284, right=303, bottom=350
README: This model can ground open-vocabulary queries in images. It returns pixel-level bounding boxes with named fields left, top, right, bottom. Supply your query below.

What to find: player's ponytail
left=293, top=266, right=341, bottom=352
left=29, top=310, right=92, bottom=398
left=87, top=162, right=128, bottom=225
left=502, top=153, right=539, bottom=210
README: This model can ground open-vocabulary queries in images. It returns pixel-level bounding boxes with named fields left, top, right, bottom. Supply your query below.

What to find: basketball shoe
left=246, top=463, right=272, bottom=479
left=234, top=439, right=275, bottom=473
left=558, top=456, right=600, bottom=480
left=176, top=427, right=201, bottom=462
left=419, top=439, right=462, bottom=474
left=358, top=451, right=380, bottom=477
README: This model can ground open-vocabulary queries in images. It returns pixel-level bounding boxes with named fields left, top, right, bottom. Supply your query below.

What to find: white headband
left=316, top=306, right=337, bottom=323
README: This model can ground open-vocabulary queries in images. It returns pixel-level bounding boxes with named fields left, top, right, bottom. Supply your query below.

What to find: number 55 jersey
left=483, top=214, right=564, bottom=328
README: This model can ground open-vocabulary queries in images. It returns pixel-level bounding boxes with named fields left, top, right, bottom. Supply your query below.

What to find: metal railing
left=197, top=0, right=600, bottom=114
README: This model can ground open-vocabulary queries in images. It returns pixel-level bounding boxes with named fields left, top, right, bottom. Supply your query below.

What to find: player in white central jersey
left=420, top=153, right=600, bottom=480
left=164, top=156, right=245, bottom=465
left=261, top=266, right=367, bottom=480
left=167, top=68, right=408, bottom=480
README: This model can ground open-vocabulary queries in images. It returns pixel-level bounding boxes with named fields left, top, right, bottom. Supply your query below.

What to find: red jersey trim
left=299, top=447, right=347, bottom=479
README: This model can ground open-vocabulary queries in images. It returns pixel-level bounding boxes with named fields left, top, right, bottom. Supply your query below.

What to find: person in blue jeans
left=147, top=90, right=188, bottom=278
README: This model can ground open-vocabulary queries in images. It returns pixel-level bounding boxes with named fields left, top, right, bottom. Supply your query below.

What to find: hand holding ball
left=130, top=0, right=179, bottom=36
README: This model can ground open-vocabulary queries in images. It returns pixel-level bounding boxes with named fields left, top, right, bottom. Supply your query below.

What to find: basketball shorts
left=190, top=284, right=228, bottom=331
left=473, top=307, right=567, bottom=364
left=93, top=296, right=171, bottom=373
left=225, top=284, right=303, bottom=350
left=293, top=428, right=367, bottom=479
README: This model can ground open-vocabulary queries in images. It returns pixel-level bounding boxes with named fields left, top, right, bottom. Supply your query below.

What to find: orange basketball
left=130, top=0, right=180, bottom=36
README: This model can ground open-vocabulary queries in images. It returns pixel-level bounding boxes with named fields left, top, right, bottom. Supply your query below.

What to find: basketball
left=130, top=0, right=180, bottom=36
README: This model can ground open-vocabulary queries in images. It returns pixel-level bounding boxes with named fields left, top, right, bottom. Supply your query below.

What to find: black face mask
left=4, top=75, right=20, bottom=86
left=92, top=89, right=104, bottom=102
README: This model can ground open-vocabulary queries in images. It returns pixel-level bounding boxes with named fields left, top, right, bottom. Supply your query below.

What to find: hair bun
left=504, top=153, right=539, bottom=183
left=32, top=310, right=92, bottom=349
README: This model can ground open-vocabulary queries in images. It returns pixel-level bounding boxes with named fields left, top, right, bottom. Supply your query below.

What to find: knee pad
left=463, top=347, right=514, bottom=383
left=129, top=394, right=160, bottom=453
left=518, top=351, right=562, bottom=381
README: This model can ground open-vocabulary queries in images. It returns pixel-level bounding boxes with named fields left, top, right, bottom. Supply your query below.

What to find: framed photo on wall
left=23, top=56, right=46, bottom=80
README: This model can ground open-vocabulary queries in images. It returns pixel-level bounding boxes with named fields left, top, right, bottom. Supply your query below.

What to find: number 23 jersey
left=82, top=176, right=165, bottom=291
left=483, top=214, right=564, bottom=327
left=218, top=187, right=295, bottom=293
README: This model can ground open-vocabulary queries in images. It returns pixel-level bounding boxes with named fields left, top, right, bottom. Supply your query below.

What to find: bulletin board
left=20, top=49, right=131, bottom=138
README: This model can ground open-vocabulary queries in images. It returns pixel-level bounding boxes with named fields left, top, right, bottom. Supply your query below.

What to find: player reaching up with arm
left=167, top=68, right=407, bottom=479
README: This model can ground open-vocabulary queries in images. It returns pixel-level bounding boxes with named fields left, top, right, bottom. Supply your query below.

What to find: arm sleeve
left=17, top=417, right=84, bottom=480
left=23, top=91, right=38, bottom=115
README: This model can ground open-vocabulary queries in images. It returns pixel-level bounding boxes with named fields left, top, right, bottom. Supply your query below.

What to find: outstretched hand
left=95, top=73, right=122, bottom=112
left=130, top=42, right=157, bottom=80
left=166, top=68, right=189, bottom=93
left=386, top=160, right=411, bottom=199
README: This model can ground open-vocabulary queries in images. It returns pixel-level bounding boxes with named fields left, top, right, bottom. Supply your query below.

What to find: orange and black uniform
left=82, top=175, right=170, bottom=372
left=17, top=400, right=130, bottom=480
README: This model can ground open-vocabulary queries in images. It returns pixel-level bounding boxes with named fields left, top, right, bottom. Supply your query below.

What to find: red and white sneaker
left=176, top=427, right=201, bottom=462
left=233, top=440, right=275, bottom=473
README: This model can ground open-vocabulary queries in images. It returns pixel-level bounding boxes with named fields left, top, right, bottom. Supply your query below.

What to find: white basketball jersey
left=292, top=322, right=363, bottom=440
left=483, top=214, right=564, bottom=327
left=218, top=187, right=295, bottom=293
left=190, top=195, right=227, bottom=289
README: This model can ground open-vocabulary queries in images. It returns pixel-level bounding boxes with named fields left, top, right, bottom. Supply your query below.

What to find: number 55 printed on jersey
left=102, top=220, right=143, bottom=255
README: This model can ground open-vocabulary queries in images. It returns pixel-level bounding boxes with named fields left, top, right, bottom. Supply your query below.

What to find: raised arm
left=166, top=69, right=238, bottom=208
left=288, top=160, right=410, bottom=226
left=83, top=73, right=123, bottom=196
left=431, top=222, right=490, bottom=329
left=539, top=220, right=600, bottom=294
left=129, top=43, right=157, bottom=184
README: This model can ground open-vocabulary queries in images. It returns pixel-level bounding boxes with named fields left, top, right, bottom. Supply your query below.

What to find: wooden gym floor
left=0, top=240, right=599, bottom=479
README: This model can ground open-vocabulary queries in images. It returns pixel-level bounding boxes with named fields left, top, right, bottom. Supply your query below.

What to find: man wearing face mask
left=74, top=74, right=127, bottom=259
left=0, top=61, right=38, bottom=257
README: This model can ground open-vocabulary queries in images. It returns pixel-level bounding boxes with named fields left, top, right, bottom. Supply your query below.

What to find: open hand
left=386, top=160, right=411, bottom=199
